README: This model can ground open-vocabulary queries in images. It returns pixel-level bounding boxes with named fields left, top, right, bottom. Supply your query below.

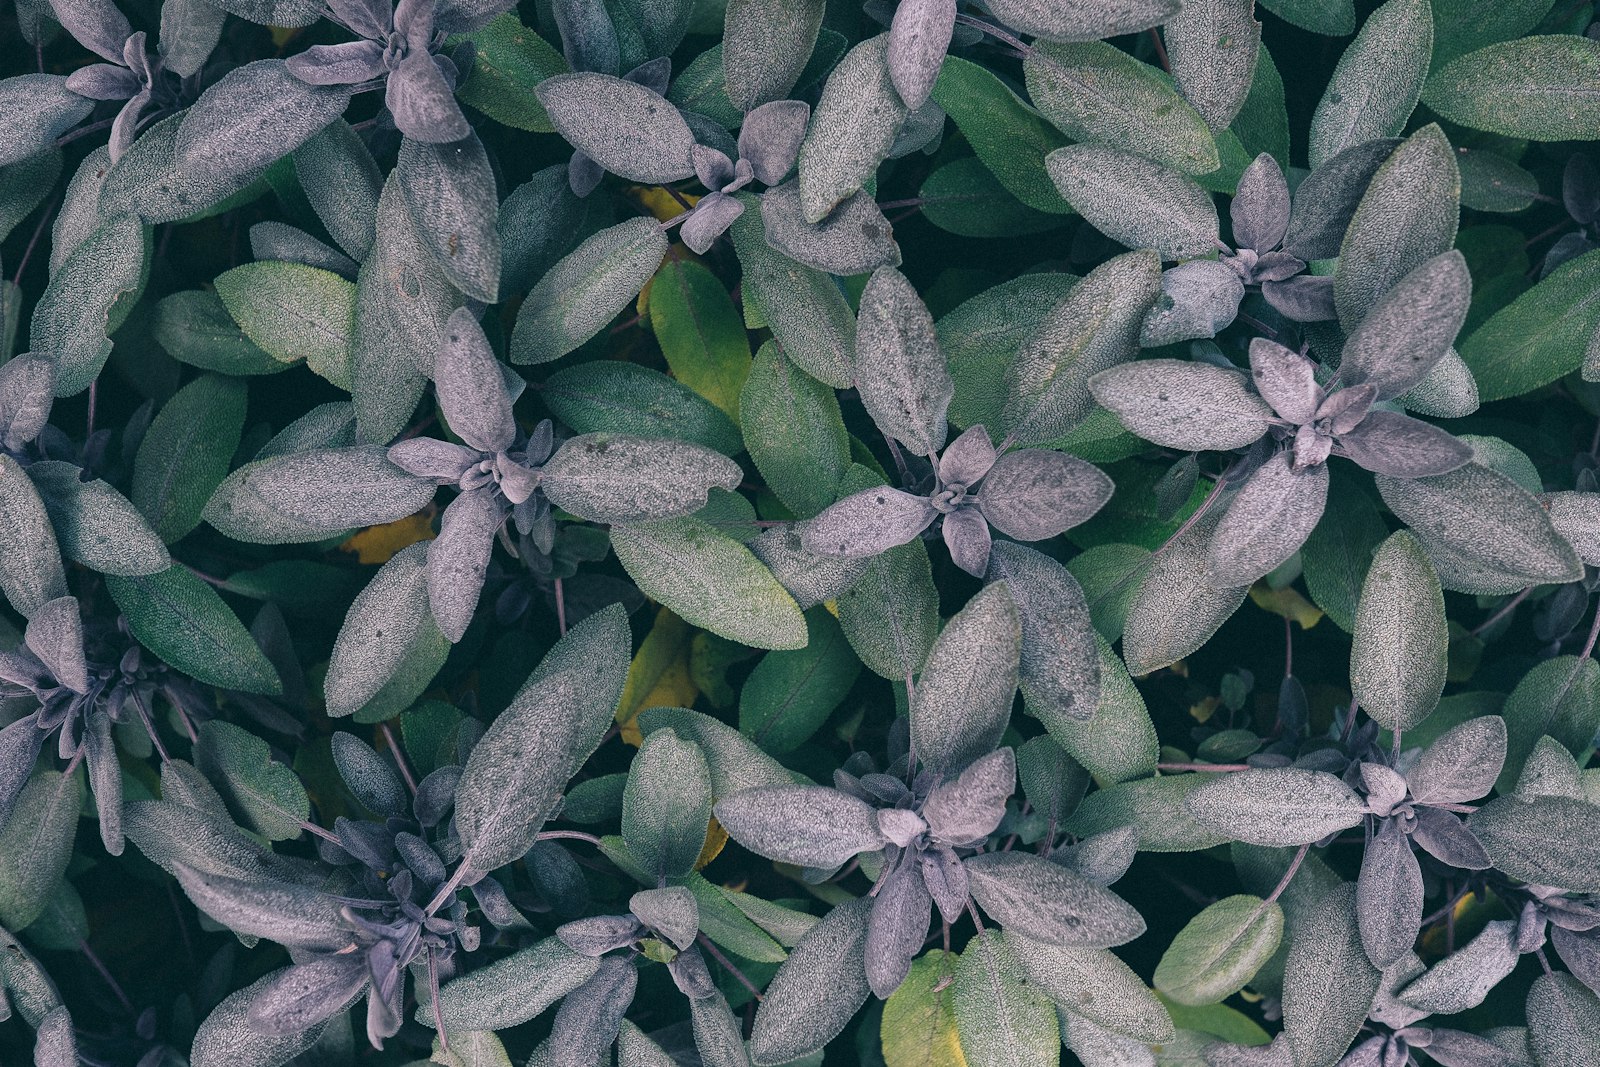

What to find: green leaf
left=1066, top=775, right=1232, bottom=852
left=740, top=340, right=849, bottom=518
left=722, top=0, right=826, bottom=111
left=1470, top=794, right=1600, bottom=892
left=881, top=952, right=966, bottom=1067
left=541, top=361, right=742, bottom=455
left=797, top=34, right=908, bottom=222
left=133, top=373, right=248, bottom=543
left=26, top=461, right=170, bottom=577
left=451, top=13, right=568, bottom=133
left=750, top=898, right=872, bottom=1065
left=1497, top=656, right=1600, bottom=794
left=323, top=543, right=441, bottom=716
left=1457, top=148, right=1539, bottom=213
left=1154, top=894, right=1283, bottom=1006
left=1037, top=635, right=1158, bottom=786
left=939, top=274, right=1077, bottom=433
left=638, top=706, right=797, bottom=798
left=1007, top=933, right=1174, bottom=1041
left=1306, top=0, right=1432, bottom=169
left=952, top=931, right=1060, bottom=1067
left=194, top=720, right=310, bottom=841
left=919, top=158, right=1068, bottom=239
left=649, top=258, right=753, bottom=420
left=837, top=531, right=941, bottom=681
left=911, top=582, right=1022, bottom=776
left=214, top=261, right=355, bottom=386
left=512, top=217, right=668, bottom=365
left=1281, top=883, right=1381, bottom=1067
left=932, top=56, right=1073, bottom=215
left=1431, top=0, right=1565, bottom=70
left=1065, top=543, right=1150, bottom=643
left=1258, top=0, right=1354, bottom=34
left=433, top=936, right=600, bottom=1031
left=1461, top=249, right=1600, bottom=401
left=153, top=290, right=286, bottom=376
left=1350, top=531, right=1448, bottom=732
left=0, top=770, right=82, bottom=931
left=622, top=729, right=712, bottom=880
left=1424, top=34, right=1600, bottom=141
left=106, top=565, right=281, bottom=695
left=30, top=212, right=150, bottom=396
left=1122, top=512, right=1248, bottom=677
left=190, top=972, right=338, bottom=1067
left=1164, top=0, right=1262, bottom=133
left=1527, top=972, right=1600, bottom=1067
left=1025, top=42, right=1219, bottom=175
left=739, top=607, right=861, bottom=754
left=1300, top=471, right=1387, bottom=633
left=1045, top=145, right=1219, bottom=260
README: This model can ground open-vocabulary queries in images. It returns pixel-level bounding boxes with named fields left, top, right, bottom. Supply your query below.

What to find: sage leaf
left=1350, top=531, right=1448, bottom=732
left=1306, top=0, right=1432, bottom=169
left=511, top=217, right=668, bottom=365
left=1045, top=144, right=1220, bottom=260
left=1186, top=767, right=1367, bottom=847
left=1154, top=894, right=1284, bottom=1007
left=797, top=35, right=908, bottom=223
left=107, top=565, right=282, bottom=695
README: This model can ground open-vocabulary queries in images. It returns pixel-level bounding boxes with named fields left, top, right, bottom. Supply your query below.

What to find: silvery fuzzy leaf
left=1280, top=138, right=1401, bottom=262
left=1360, top=763, right=1409, bottom=819
left=434, top=936, right=601, bottom=1031
left=1542, top=492, right=1600, bottom=567
left=159, top=0, right=227, bottom=77
left=878, top=808, right=928, bottom=847
left=749, top=897, right=872, bottom=1065
left=1153, top=893, right=1285, bottom=1007
left=713, top=784, right=884, bottom=868
left=0, top=355, right=55, bottom=452
left=1552, top=927, right=1600, bottom=996
left=1282, top=882, right=1382, bottom=1067
left=920, top=845, right=969, bottom=924
left=83, top=711, right=122, bottom=854
left=248, top=222, right=358, bottom=277
left=1356, top=817, right=1424, bottom=969
left=511, top=217, right=669, bottom=365
left=887, top=0, right=955, bottom=109
left=1336, top=411, right=1473, bottom=478
left=431, top=308, right=516, bottom=453
left=175, top=60, right=351, bottom=181
left=283, top=40, right=387, bottom=85
left=0, top=455, right=68, bottom=617
left=294, top=121, right=383, bottom=263
left=694, top=144, right=737, bottom=190
left=722, top=0, right=826, bottom=112
left=385, top=50, right=471, bottom=144
left=797, top=34, right=909, bottom=223
left=622, top=728, right=712, bottom=880
left=1409, top=806, right=1491, bottom=870
left=552, top=0, right=619, bottom=76
left=1262, top=274, right=1338, bottom=322
left=910, top=581, right=1021, bottom=777
left=29, top=210, right=148, bottom=397
left=941, top=507, right=992, bottom=577
left=0, top=76, right=94, bottom=169
left=64, top=62, right=139, bottom=100
left=1306, top=0, right=1431, bottom=170
left=244, top=446, right=437, bottom=533
left=1139, top=260, right=1245, bottom=347
left=1206, top=452, right=1329, bottom=587
left=680, top=191, right=746, bottom=254
left=1045, top=144, right=1220, bottom=260
left=31, top=1005, right=77, bottom=1067
left=1376, top=462, right=1583, bottom=587
left=189, top=972, right=339, bottom=1067
left=48, top=0, right=131, bottom=62
left=1162, top=0, right=1262, bottom=132
left=986, top=542, right=1100, bottom=725
left=1528, top=974, right=1597, bottom=1067
left=0, top=723, right=46, bottom=863
left=866, top=859, right=932, bottom=997
left=1011, top=933, right=1174, bottom=1042
left=964, top=851, right=1145, bottom=947
left=1249, top=338, right=1322, bottom=425
left=983, top=0, right=1178, bottom=42
left=940, top=424, right=999, bottom=487
left=540, top=433, right=742, bottom=524
left=397, top=136, right=501, bottom=304
left=548, top=958, right=637, bottom=1067
left=1350, top=531, right=1448, bottom=733
left=1340, top=251, right=1472, bottom=401
left=750, top=525, right=870, bottom=609
left=387, top=437, right=478, bottom=482
left=1187, top=767, right=1367, bottom=847
left=558, top=914, right=644, bottom=957
left=0, top=768, right=81, bottom=929
left=172, top=867, right=351, bottom=951
left=855, top=266, right=953, bottom=458
left=23, top=596, right=87, bottom=694
left=1418, top=1029, right=1524, bottom=1067
left=1121, top=509, right=1249, bottom=677
left=952, top=931, right=1061, bottom=1067
left=329, top=733, right=406, bottom=819
left=922, top=747, right=1015, bottom=846
left=243, top=955, right=370, bottom=1036
left=1398, top=920, right=1519, bottom=1015
left=454, top=604, right=631, bottom=872
left=636, top=707, right=796, bottom=800
left=1228, top=151, right=1292, bottom=252
left=1317, top=384, right=1378, bottom=437
left=425, top=488, right=501, bottom=642
left=836, top=521, right=942, bottom=680
left=978, top=448, right=1113, bottom=542
left=1087, top=359, right=1275, bottom=453
left=689, top=991, right=751, bottom=1067
left=629, top=887, right=699, bottom=951
left=536, top=73, right=697, bottom=184
left=740, top=99, right=811, bottom=186
left=1052, top=825, right=1140, bottom=888
left=1470, top=794, right=1600, bottom=892
left=759, top=182, right=901, bottom=275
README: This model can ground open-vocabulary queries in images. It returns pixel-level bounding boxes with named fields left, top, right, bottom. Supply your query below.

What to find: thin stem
left=554, top=576, right=568, bottom=636
left=298, top=819, right=344, bottom=845
left=1147, top=27, right=1171, bottom=72
left=699, top=933, right=764, bottom=1001
left=54, top=117, right=115, bottom=148
left=953, top=12, right=1031, bottom=56
left=378, top=720, right=418, bottom=796
left=1157, top=762, right=1252, bottom=772
left=1470, top=586, right=1532, bottom=637
left=424, top=863, right=469, bottom=917
left=79, top=937, right=135, bottom=1014
left=1524, top=219, right=1574, bottom=250
left=1421, top=884, right=1472, bottom=927
left=537, top=829, right=605, bottom=847
left=883, top=432, right=912, bottom=485
left=85, top=379, right=97, bottom=441
left=1237, top=310, right=1280, bottom=340
left=1262, top=842, right=1311, bottom=908
left=181, top=563, right=229, bottom=588
left=11, top=197, right=57, bottom=287
left=1580, top=598, right=1600, bottom=661
left=1283, top=614, right=1294, bottom=679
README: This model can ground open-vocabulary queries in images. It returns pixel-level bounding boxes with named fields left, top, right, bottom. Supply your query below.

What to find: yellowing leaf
left=883, top=952, right=968, bottom=1067
left=617, top=609, right=698, bottom=745
left=632, top=185, right=699, bottom=223
left=648, top=259, right=754, bottom=420
left=695, top=817, right=728, bottom=870
left=1189, top=695, right=1220, bottom=724
left=1249, top=584, right=1323, bottom=629
left=340, top=509, right=436, bottom=564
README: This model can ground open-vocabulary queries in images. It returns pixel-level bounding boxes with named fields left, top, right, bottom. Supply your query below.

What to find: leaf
left=451, top=13, right=568, bottom=133
left=1407, top=715, right=1507, bottom=805
left=649, top=258, right=753, bottom=420
left=1526, top=972, right=1600, bottom=1067
left=1349, top=531, right=1448, bottom=732
left=1461, top=248, right=1600, bottom=401
left=132, top=374, right=248, bottom=544
left=330, top=732, right=406, bottom=818
left=0, top=771, right=81, bottom=931
left=455, top=604, right=631, bottom=872
left=1281, top=883, right=1381, bottom=1067
left=964, top=852, right=1145, bottom=947
left=234, top=445, right=436, bottom=537
left=542, top=362, right=742, bottom=456
left=1354, top=816, right=1424, bottom=969
left=1121, top=510, right=1249, bottom=677
left=1280, top=138, right=1401, bottom=262
left=1165, top=0, right=1262, bottom=132
left=1334, top=125, right=1460, bottom=332
left=612, top=517, right=808, bottom=650
left=1187, top=767, right=1367, bottom=846
left=1396, top=919, right=1519, bottom=1015
left=1424, top=35, right=1600, bottom=141
left=739, top=608, right=861, bottom=754
left=749, top=898, right=872, bottom=1066
left=623, top=729, right=712, bottom=880
left=396, top=133, right=502, bottom=304
left=1040, top=635, right=1159, bottom=786
left=714, top=784, right=881, bottom=868
left=29, top=212, right=149, bottom=396
left=1007, top=933, right=1173, bottom=1041
left=322, top=543, right=443, bottom=716
left=638, top=707, right=797, bottom=797
left=855, top=266, right=953, bottom=458
left=984, top=0, right=1178, bottom=41
left=434, top=936, right=601, bottom=1031
left=26, top=462, right=169, bottom=577
left=951, top=931, right=1061, bottom=1067
left=175, top=60, right=350, bottom=180
left=881, top=952, right=966, bottom=1067
left=511, top=217, right=668, bottom=365
left=106, top=566, right=281, bottom=695
left=1025, top=42, right=1219, bottom=175
left=1259, top=0, right=1354, bottom=34
left=911, top=582, right=1022, bottom=777
left=1045, top=145, right=1218, bottom=260
left=1306, top=0, right=1431, bottom=169
left=1470, top=793, right=1600, bottom=892
left=1154, top=895, right=1283, bottom=1006
left=930, top=57, right=1073, bottom=215
left=837, top=526, right=942, bottom=681
left=759, top=182, right=903, bottom=275
left=1087, top=359, right=1273, bottom=453
left=153, top=290, right=286, bottom=376
left=189, top=972, right=340, bottom=1067
left=1301, top=468, right=1390, bottom=633
left=540, top=433, right=742, bottom=525
left=194, top=721, right=309, bottom=841
left=739, top=341, right=849, bottom=518
left=1003, top=250, right=1162, bottom=447
left=213, top=261, right=355, bottom=384
left=722, top=0, right=826, bottom=111
left=1497, top=657, right=1600, bottom=795
left=0, top=75, right=92, bottom=169
left=797, top=34, right=908, bottom=223
left=986, top=542, right=1100, bottom=727
left=535, top=72, right=695, bottom=184
left=1206, top=454, right=1328, bottom=587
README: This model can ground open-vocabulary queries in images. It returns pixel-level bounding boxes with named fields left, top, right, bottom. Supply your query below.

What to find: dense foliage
left=4, top=0, right=1600, bottom=1064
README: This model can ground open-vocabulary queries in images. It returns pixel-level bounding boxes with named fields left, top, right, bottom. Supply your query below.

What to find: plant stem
left=699, top=933, right=765, bottom=1001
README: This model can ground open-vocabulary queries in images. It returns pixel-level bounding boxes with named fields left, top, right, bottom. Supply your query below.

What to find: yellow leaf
left=632, top=185, right=698, bottom=223
left=1189, top=695, right=1220, bottom=724
left=823, top=599, right=840, bottom=618
left=340, top=510, right=436, bottom=564
left=882, top=952, right=968, bottom=1067
left=695, top=817, right=728, bottom=870
left=616, top=609, right=697, bottom=745
left=1249, top=584, right=1323, bottom=629
left=268, top=26, right=300, bottom=47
